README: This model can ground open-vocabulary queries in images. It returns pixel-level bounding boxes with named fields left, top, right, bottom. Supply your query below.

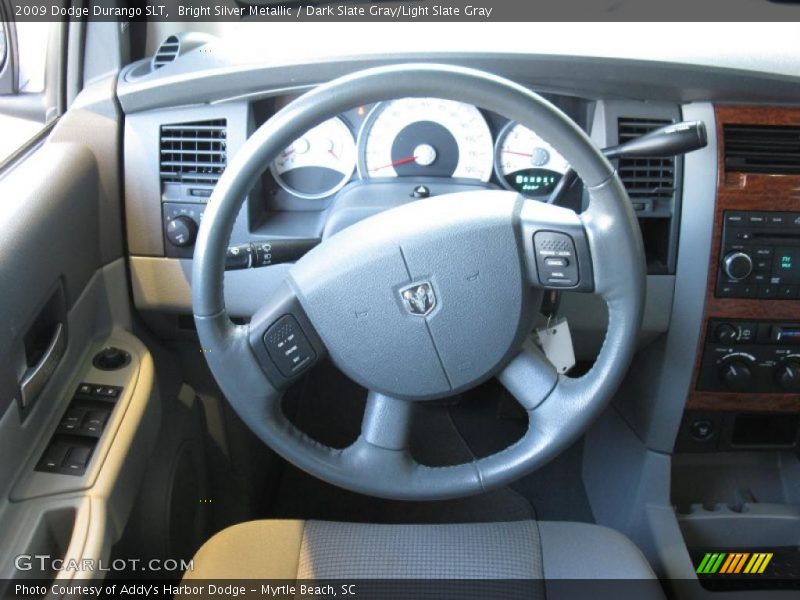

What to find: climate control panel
left=697, top=319, right=800, bottom=393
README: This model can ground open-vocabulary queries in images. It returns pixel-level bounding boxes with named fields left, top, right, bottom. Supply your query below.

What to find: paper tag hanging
left=534, top=317, right=576, bottom=375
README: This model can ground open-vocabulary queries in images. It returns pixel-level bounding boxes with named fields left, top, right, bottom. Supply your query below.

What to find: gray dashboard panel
left=613, top=102, right=717, bottom=452
left=52, top=76, right=125, bottom=265
left=130, top=255, right=674, bottom=356
left=0, top=143, right=101, bottom=419
left=118, top=52, right=800, bottom=114
left=124, top=91, right=679, bottom=352
left=118, top=52, right=721, bottom=453
left=124, top=102, right=251, bottom=256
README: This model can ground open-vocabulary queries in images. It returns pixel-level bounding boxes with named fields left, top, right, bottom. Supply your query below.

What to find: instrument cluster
left=266, top=95, right=580, bottom=201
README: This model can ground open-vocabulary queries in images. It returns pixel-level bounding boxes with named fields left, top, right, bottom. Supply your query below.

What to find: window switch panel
left=36, top=382, right=122, bottom=476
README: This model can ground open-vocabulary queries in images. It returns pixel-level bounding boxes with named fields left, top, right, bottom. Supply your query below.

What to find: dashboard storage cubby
left=35, top=383, right=122, bottom=477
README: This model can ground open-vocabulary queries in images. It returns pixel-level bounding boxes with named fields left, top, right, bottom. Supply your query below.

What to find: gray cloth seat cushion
left=186, top=519, right=664, bottom=598
left=297, top=521, right=542, bottom=579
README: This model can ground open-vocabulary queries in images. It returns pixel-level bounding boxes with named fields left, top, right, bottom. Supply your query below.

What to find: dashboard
left=116, top=41, right=800, bottom=460
left=120, top=52, right=684, bottom=340
left=261, top=95, right=584, bottom=205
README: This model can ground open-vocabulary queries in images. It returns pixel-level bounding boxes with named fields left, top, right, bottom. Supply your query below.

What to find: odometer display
left=495, top=123, right=570, bottom=197
left=507, top=168, right=563, bottom=195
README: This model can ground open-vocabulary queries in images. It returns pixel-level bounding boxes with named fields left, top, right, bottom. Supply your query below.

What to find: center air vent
left=724, top=124, right=800, bottom=175
left=152, top=35, right=180, bottom=70
left=617, top=118, right=675, bottom=199
left=159, top=120, right=227, bottom=185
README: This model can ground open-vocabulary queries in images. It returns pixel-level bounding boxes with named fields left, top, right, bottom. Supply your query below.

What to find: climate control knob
left=722, top=251, right=753, bottom=281
left=166, top=216, right=198, bottom=247
left=776, top=362, right=800, bottom=392
left=719, top=359, right=753, bottom=390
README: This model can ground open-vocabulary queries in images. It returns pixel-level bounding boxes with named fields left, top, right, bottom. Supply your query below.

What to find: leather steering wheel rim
left=192, top=64, right=645, bottom=500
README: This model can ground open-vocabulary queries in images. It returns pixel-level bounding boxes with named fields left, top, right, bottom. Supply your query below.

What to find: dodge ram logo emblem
left=400, top=282, right=436, bottom=316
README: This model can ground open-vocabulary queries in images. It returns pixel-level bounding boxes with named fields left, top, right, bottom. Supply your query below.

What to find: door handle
left=19, top=322, right=66, bottom=412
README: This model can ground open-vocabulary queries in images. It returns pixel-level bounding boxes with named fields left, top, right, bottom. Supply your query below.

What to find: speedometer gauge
left=270, top=117, right=356, bottom=199
left=358, top=98, right=494, bottom=181
left=495, top=122, right=570, bottom=197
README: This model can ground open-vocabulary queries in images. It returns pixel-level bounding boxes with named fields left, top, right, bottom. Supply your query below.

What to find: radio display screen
left=774, top=247, right=800, bottom=283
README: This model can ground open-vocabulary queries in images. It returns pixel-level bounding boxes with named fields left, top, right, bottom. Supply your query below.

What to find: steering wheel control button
left=544, top=257, right=570, bottom=268
left=264, top=315, right=316, bottom=378
left=533, top=231, right=579, bottom=287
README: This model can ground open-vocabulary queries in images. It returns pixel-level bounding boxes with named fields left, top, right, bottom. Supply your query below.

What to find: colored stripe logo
left=696, top=552, right=773, bottom=575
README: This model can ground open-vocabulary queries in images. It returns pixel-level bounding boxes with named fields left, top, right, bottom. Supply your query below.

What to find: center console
left=670, top=106, right=800, bottom=595
left=682, top=106, right=800, bottom=432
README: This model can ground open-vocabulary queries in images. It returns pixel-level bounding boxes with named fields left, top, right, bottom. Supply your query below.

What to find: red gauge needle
left=502, top=150, right=533, bottom=158
left=370, top=155, right=418, bottom=172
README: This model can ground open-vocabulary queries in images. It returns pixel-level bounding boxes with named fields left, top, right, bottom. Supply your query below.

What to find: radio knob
left=714, top=323, right=740, bottom=343
left=722, top=252, right=754, bottom=281
left=166, top=216, right=198, bottom=247
left=776, top=362, right=800, bottom=392
left=719, top=359, right=753, bottom=390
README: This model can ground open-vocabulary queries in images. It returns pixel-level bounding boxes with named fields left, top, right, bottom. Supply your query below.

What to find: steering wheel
left=192, top=64, right=645, bottom=500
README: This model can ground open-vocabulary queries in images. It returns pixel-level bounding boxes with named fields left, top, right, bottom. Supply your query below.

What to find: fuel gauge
left=495, top=122, right=570, bottom=197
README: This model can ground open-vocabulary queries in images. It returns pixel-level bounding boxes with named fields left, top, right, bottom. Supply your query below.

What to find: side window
left=0, top=16, right=58, bottom=165
left=0, top=23, right=6, bottom=69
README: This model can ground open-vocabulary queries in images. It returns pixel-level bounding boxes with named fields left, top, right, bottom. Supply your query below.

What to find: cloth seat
left=184, top=519, right=664, bottom=599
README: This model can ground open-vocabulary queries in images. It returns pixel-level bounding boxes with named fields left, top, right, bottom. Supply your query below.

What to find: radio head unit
left=717, top=211, right=800, bottom=299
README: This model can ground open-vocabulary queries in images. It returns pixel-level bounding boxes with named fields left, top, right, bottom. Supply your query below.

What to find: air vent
left=159, top=120, right=227, bottom=185
left=617, top=118, right=675, bottom=199
left=724, top=124, right=800, bottom=175
left=152, top=35, right=180, bottom=70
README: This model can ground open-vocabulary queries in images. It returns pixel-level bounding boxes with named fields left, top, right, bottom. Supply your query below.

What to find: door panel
left=0, top=142, right=102, bottom=419
left=0, top=72, right=164, bottom=586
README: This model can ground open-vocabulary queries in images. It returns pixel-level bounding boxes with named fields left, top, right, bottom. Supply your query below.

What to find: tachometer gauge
left=495, top=122, right=570, bottom=197
left=358, top=98, right=494, bottom=181
left=270, top=117, right=356, bottom=199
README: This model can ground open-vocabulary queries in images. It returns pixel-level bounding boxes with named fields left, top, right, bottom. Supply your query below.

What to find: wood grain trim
left=686, top=105, right=800, bottom=413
